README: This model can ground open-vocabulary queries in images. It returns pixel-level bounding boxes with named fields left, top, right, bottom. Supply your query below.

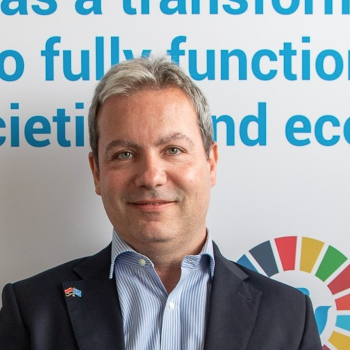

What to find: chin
left=135, top=225, right=178, bottom=243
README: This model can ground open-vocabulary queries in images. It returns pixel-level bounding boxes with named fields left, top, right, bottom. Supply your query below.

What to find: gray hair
left=88, top=57, right=214, bottom=162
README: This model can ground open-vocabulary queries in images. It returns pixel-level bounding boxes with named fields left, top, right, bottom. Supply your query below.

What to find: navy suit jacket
left=0, top=243, right=322, bottom=350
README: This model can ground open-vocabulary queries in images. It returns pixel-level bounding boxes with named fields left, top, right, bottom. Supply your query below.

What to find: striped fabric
left=109, top=230, right=215, bottom=350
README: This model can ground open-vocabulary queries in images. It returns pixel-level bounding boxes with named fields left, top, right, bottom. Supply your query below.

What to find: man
left=0, top=57, right=322, bottom=349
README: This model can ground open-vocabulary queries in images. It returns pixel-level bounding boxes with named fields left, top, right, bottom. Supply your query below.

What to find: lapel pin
left=64, top=287, right=82, bottom=298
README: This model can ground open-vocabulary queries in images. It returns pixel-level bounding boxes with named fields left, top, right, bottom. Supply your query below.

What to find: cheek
left=102, top=166, right=133, bottom=186
left=173, top=163, right=211, bottom=193
left=99, top=173, right=124, bottom=200
left=173, top=166, right=197, bottom=186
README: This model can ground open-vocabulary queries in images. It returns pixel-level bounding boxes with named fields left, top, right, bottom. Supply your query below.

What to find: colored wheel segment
left=237, top=236, right=350, bottom=349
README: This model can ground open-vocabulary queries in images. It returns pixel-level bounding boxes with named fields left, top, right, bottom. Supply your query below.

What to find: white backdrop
left=1, top=1, right=350, bottom=348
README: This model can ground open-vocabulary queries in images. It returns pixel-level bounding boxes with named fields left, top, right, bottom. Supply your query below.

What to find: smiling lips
left=130, top=200, right=175, bottom=210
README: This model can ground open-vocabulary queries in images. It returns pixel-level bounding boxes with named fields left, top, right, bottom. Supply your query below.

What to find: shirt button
left=169, top=300, right=175, bottom=310
left=139, top=258, right=146, bottom=266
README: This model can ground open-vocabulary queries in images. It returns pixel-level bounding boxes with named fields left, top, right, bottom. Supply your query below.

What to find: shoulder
left=213, top=244, right=317, bottom=333
left=12, top=256, right=86, bottom=291
left=238, top=262, right=302, bottom=296
left=1, top=256, right=86, bottom=317
left=213, top=242, right=306, bottom=303
left=4, top=244, right=112, bottom=303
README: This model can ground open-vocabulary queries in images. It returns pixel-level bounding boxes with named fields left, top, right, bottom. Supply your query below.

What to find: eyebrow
left=155, top=133, right=194, bottom=146
left=105, top=140, right=140, bottom=154
left=104, top=133, right=194, bottom=155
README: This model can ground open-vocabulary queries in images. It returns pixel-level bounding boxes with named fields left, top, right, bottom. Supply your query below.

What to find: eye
left=115, top=151, right=133, bottom=160
left=167, top=147, right=182, bottom=155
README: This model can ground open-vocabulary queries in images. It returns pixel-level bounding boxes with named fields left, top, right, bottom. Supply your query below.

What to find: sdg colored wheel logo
left=237, top=236, right=350, bottom=350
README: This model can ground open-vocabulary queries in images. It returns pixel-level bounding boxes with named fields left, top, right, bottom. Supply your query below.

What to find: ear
left=208, top=142, right=218, bottom=187
left=88, top=152, right=101, bottom=195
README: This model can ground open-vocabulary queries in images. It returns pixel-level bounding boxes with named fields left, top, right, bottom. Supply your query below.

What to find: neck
left=131, top=232, right=207, bottom=293
left=155, top=263, right=181, bottom=294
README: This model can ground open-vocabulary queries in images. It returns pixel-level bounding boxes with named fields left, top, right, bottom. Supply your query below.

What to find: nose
left=134, top=153, right=167, bottom=189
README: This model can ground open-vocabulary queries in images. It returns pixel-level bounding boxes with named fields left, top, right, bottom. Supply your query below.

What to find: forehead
left=101, top=87, right=194, bottom=112
left=97, top=87, right=199, bottom=131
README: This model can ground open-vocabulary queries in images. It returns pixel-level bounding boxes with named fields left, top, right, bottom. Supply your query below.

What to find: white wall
left=1, top=2, right=350, bottom=348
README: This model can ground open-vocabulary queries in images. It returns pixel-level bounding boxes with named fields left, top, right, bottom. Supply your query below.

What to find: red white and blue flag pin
left=64, top=287, right=82, bottom=298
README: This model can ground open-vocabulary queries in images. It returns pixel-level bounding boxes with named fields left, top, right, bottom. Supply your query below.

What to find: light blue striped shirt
left=109, top=230, right=215, bottom=350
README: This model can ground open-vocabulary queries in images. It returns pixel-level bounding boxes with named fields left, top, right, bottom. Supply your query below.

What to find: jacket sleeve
left=299, top=294, right=322, bottom=350
left=0, top=283, right=30, bottom=350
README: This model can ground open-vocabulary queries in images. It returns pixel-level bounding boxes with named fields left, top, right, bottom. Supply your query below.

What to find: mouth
left=133, top=200, right=172, bottom=205
left=129, top=200, right=175, bottom=211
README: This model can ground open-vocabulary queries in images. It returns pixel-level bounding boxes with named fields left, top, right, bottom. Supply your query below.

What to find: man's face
left=89, top=87, right=218, bottom=254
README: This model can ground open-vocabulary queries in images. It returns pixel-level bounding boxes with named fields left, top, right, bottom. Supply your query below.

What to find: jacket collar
left=64, top=243, right=261, bottom=350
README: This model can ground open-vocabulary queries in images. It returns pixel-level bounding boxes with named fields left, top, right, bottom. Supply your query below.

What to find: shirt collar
left=109, top=229, right=215, bottom=279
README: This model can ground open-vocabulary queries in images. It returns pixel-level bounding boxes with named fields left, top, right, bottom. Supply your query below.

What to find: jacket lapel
left=63, top=245, right=125, bottom=350
left=62, top=243, right=261, bottom=350
left=204, top=244, right=262, bottom=350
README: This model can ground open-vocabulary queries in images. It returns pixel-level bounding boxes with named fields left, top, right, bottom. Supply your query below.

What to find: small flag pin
left=64, top=287, right=82, bottom=298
